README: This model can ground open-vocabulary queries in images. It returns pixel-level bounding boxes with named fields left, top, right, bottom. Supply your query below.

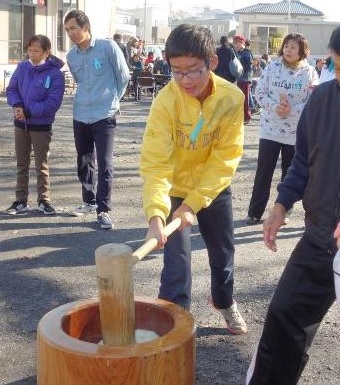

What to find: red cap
left=233, top=35, right=246, bottom=44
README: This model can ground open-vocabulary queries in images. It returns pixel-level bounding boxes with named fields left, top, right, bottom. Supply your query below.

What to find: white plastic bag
left=333, top=249, right=340, bottom=304
left=229, top=55, right=244, bottom=80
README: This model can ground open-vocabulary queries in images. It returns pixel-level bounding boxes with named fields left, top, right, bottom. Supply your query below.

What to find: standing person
left=214, top=35, right=237, bottom=83
left=113, top=33, right=129, bottom=66
left=245, top=33, right=319, bottom=225
left=250, top=57, right=262, bottom=115
left=233, top=35, right=253, bottom=124
left=246, top=25, right=340, bottom=385
left=140, top=24, right=247, bottom=334
left=314, top=57, right=324, bottom=77
left=131, top=53, right=143, bottom=101
left=64, top=9, right=130, bottom=229
left=126, top=36, right=138, bottom=67
left=5, top=34, right=65, bottom=215
left=319, top=55, right=335, bottom=83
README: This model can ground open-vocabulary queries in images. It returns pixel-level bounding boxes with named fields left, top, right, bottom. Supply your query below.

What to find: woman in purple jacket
left=6, top=34, right=65, bottom=215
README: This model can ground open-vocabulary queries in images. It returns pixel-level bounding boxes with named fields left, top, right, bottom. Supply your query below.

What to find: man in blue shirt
left=64, top=10, right=130, bottom=229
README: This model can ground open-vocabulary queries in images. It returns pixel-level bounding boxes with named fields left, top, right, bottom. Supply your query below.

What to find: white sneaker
left=218, top=302, right=247, bottom=335
left=97, top=212, right=113, bottom=229
left=69, top=203, right=97, bottom=217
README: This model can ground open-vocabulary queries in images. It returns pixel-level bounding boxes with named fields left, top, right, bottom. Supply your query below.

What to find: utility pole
left=143, top=0, right=147, bottom=42
left=169, top=1, right=172, bottom=29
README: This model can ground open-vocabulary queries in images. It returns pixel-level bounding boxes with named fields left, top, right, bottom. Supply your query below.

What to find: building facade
left=234, top=0, right=339, bottom=57
left=0, top=0, right=119, bottom=92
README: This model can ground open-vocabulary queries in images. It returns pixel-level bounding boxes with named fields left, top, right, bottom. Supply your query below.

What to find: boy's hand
left=263, top=203, right=286, bottom=252
left=173, top=203, right=195, bottom=231
left=146, top=216, right=166, bottom=249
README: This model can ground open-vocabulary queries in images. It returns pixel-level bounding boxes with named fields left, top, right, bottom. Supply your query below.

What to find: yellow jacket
left=140, top=72, right=244, bottom=222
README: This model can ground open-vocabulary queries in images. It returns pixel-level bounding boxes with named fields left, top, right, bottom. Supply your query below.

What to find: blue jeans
left=159, top=188, right=235, bottom=309
left=73, top=117, right=116, bottom=213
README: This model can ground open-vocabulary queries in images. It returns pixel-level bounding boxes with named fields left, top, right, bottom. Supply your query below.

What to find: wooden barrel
left=37, top=296, right=196, bottom=385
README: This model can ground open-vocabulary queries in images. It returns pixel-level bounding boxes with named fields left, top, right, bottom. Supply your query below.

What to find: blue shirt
left=66, top=37, right=130, bottom=124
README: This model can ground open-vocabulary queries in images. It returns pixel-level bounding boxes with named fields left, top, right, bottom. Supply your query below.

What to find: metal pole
left=143, top=0, right=147, bottom=42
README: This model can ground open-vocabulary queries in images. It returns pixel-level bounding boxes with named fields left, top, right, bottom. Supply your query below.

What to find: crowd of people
left=4, top=9, right=340, bottom=384
left=112, top=33, right=172, bottom=101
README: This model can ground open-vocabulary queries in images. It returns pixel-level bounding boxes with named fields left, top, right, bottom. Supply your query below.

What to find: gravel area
left=0, top=95, right=339, bottom=385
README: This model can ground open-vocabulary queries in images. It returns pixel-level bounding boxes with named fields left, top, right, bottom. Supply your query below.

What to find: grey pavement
left=0, top=95, right=339, bottom=385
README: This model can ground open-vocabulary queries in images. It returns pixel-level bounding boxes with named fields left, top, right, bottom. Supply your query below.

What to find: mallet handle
left=132, top=218, right=181, bottom=262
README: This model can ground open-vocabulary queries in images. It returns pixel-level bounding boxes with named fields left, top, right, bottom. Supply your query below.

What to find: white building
left=0, top=0, right=121, bottom=92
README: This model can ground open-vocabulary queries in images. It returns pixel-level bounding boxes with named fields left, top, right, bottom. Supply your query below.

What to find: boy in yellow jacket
left=140, top=24, right=247, bottom=334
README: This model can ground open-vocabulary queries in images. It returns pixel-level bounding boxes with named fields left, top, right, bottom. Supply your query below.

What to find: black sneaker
left=245, top=216, right=262, bottom=225
left=38, top=201, right=56, bottom=215
left=6, top=201, right=29, bottom=215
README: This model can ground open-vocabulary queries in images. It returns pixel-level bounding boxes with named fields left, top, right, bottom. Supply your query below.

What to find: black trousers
left=248, top=138, right=295, bottom=219
left=160, top=188, right=235, bottom=310
left=73, top=117, right=116, bottom=213
left=247, top=235, right=335, bottom=385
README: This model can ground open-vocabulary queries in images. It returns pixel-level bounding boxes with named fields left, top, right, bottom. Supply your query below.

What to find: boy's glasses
left=172, top=66, right=208, bottom=80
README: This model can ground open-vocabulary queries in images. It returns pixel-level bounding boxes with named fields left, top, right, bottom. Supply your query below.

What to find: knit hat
left=233, top=35, right=246, bottom=44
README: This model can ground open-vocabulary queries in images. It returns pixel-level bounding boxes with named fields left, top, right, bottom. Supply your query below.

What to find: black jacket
left=277, top=79, right=340, bottom=250
left=214, top=45, right=236, bottom=83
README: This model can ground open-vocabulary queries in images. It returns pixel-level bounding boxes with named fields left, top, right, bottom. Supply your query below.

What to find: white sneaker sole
left=6, top=207, right=30, bottom=215
left=99, top=223, right=113, bottom=229
left=226, top=325, right=248, bottom=335
left=68, top=209, right=96, bottom=217
left=38, top=207, right=56, bottom=215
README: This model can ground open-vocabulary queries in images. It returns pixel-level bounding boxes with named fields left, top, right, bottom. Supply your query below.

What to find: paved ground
left=0, top=94, right=339, bottom=385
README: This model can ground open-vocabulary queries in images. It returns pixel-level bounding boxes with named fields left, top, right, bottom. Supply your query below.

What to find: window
left=57, top=0, right=78, bottom=51
left=249, top=25, right=288, bottom=56
left=8, top=3, right=22, bottom=62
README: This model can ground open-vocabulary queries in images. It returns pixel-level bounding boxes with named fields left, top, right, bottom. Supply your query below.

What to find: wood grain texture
left=95, top=243, right=135, bottom=346
left=37, top=297, right=196, bottom=385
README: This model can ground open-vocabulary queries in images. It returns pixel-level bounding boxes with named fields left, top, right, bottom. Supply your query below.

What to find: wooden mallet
left=95, top=218, right=181, bottom=346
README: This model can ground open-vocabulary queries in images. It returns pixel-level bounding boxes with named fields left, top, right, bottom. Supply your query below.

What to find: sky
left=116, top=0, right=340, bottom=22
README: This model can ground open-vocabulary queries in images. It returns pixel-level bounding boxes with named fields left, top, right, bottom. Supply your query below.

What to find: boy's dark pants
left=159, top=187, right=235, bottom=310
left=248, top=138, right=295, bottom=219
left=247, top=235, right=335, bottom=385
left=73, top=117, right=116, bottom=214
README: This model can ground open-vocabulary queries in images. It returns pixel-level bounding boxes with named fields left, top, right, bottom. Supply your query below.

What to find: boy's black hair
left=165, top=24, right=215, bottom=64
left=329, top=26, right=340, bottom=55
left=64, top=9, right=91, bottom=32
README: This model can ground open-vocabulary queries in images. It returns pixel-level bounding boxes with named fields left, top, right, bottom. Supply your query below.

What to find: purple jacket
left=6, top=55, right=65, bottom=130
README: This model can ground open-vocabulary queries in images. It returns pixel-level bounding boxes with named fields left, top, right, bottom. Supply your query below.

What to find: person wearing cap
left=233, top=35, right=253, bottom=124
